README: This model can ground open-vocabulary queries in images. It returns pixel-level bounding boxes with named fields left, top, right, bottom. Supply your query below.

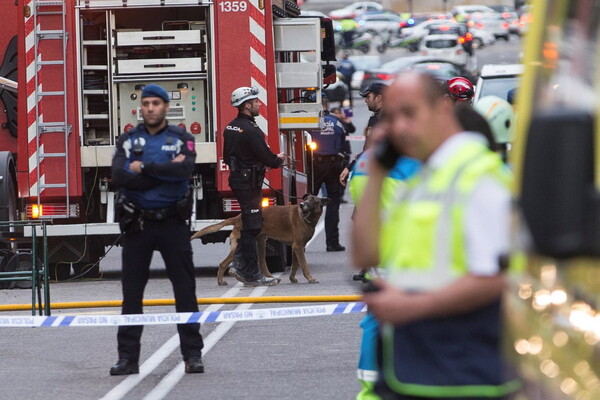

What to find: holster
left=174, top=188, right=194, bottom=221
left=252, top=167, right=265, bottom=189
left=115, top=194, right=142, bottom=234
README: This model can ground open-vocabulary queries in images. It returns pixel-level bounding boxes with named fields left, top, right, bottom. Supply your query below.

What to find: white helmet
left=231, top=86, right=259, bottom=107
left=474, top=95, right=515, bottom=144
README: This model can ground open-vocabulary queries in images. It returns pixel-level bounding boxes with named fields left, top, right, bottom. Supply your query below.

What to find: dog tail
left=190, top=217, right=238, bottom=241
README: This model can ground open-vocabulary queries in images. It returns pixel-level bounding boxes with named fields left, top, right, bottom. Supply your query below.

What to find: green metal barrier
left=0, top=220, right=49, bottom=316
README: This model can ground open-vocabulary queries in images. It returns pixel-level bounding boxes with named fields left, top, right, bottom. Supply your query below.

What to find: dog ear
left=320, top=197, right=331, bottom=206
left=302, top=193, right=309, bottom=200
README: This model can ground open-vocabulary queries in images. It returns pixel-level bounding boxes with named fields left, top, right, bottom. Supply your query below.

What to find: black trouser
left=231, top=185, right=263, bottom=280
left=341, top=76, right=353, bottom=106
left=311, top=155, right=342, bottom=247
left=343, top=30, right=354, bottom=48
left=117, top=217, right=203, bottom=362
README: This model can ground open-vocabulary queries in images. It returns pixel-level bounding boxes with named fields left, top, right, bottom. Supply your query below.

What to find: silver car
left=355, top=13, right=405, bottom=36
left=469, top=13, right=510, bottom=41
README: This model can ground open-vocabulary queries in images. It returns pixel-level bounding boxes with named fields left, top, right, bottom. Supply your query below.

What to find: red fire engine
left=0, top=0, right=336, bottom=278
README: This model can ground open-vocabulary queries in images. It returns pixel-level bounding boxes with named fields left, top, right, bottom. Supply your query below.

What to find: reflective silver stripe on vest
left=384, top=152, right=484, bottom=292
left=357, top=368, right=379, bottom=383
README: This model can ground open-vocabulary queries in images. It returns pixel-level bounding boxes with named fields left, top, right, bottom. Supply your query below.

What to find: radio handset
left=373, top=138, right=401, bottom=170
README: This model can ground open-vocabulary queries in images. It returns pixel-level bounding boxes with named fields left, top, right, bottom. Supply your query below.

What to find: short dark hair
left=419, top=73, right=448, bottom=105
left=330, top=107, right=342, bottom=114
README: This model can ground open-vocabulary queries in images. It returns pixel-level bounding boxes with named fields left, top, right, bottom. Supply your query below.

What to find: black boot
left=110, top=359, right=139, bottom=376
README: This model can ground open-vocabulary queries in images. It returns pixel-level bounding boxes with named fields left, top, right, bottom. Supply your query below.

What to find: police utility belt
left=229, top=157, right=265, bottom=188
left=314, top=154, right=343, bottom=162
left=115, top=192, right=193, bottom=234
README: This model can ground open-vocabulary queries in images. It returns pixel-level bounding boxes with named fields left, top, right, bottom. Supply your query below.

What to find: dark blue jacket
left=337, top=59, right=356, bottom=81
left=111, top=124, right=196, bottom=209
left=313, top=113, right=346, bottom=156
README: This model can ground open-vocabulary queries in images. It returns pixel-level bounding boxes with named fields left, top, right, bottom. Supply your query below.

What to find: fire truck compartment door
left=117, top=58, right=203, bottom=74
left=276, top=62, right=320, bottom=89
left=116, top=30, right=202, bottom=46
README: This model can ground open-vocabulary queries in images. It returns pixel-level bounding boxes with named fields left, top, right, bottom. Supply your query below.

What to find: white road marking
left=142, top=285, right=272, bottom=400
left=100, top=283, right=245, bottom=400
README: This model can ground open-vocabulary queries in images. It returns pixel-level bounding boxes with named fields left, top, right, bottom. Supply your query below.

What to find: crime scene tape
left=346, top=135, right=365, bottom=141
left=0, top=302, right=367, bottom=328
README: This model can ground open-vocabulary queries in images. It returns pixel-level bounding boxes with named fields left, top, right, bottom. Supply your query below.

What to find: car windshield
left=425, top=39, right=457, bottom=48
left=478, top=76, right=520, bottom=101
left=349, top=56, right=381, bottom=71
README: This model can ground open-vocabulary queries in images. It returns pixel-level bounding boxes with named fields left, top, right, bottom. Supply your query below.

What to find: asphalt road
left=0, top=38, right=522, bottom=400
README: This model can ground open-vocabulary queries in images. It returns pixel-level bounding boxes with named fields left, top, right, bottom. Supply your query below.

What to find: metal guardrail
left=0, top=220, right=50, bottom=316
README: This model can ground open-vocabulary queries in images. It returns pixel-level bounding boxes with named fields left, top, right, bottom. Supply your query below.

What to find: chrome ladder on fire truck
left=33, top=0, right=71, bottom=217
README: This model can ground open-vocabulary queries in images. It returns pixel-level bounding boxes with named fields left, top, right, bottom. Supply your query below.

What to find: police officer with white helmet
left=224, top=86, right=285, bottom=286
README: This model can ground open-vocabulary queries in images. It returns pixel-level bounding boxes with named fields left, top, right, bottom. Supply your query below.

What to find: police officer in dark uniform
left=310, top=93, right=347, bottom=252
left=110, top=84, right=204, bottom=376
left=224, top=86, right=285, bottom=286
left=360, top=82, right=386, bottom=148
left=340, top=82, right=388, bottom=184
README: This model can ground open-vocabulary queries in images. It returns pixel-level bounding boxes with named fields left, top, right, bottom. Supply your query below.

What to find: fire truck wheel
left=4, top=252, right=42, bottom=289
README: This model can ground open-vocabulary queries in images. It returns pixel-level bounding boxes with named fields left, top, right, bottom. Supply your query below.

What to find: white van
left=419, top=34, right=468, bottom=66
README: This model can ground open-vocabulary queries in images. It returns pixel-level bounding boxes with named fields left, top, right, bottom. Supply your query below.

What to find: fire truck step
left=37, top=11, right=64, bottom=16
left=38, top=153, right=66, bottom=158
left=37, top=60, right=64, bottom=66
left=39, top=123, right=68, bottom=133
left=35, top=0, right=65, bottom=5
left=35, top=30, right=65, bottom=40
left=36, top=91, right=66, bottom=96
left=39, top=183, right=67, bottom=189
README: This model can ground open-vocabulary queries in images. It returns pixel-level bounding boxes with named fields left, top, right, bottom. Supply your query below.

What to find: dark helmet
left=447, top=77, right=474, bottom=102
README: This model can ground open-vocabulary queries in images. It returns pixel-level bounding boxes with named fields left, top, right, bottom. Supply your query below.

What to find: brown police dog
left=191, top=194, right=329, bottom=286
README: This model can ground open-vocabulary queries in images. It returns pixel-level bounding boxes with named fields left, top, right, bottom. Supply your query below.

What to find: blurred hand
left=339, top=167, right=349, bottom=186
left=277, top=152, right=287, bottom=160
left=361, top=279, right=426, bottom=325
left=129, top=161, right=142, bottom=173
left=172, top=154, right=185, bottom=163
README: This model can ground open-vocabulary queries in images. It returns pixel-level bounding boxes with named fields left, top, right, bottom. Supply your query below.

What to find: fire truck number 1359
left=219, top=1, right=248, bottom=12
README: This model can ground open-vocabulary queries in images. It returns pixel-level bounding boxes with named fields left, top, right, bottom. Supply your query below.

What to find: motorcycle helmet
left=447, top=77, right=475, bottom=102
left=231, top=86, right=259, bottom=107
left=474, top=95, right=515, bottom=144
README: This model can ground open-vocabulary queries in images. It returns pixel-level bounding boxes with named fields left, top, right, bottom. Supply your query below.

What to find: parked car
left=469, top=12, right=510, bottom=41
left=469, top=26, right=496, bottom=48
left=473, top=64, right=523, bottom=103
left=488, top=6, right=521, bottom=35
left=451, top=5, right=495, bottom=21
left=488, top=5, right=515, bottom=14
left=328, top=2, right=383, bottom=20
left=355, top=12, right=405, bottom=36
left=347, top=55, right=382, bottom=90
left=427, top=22, right=474, bottom=54
left=361, top=56, right=476, bottom=90
left=419, top=34, right=468, bottom=66
left=392, top=19, right=452, bottom=52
